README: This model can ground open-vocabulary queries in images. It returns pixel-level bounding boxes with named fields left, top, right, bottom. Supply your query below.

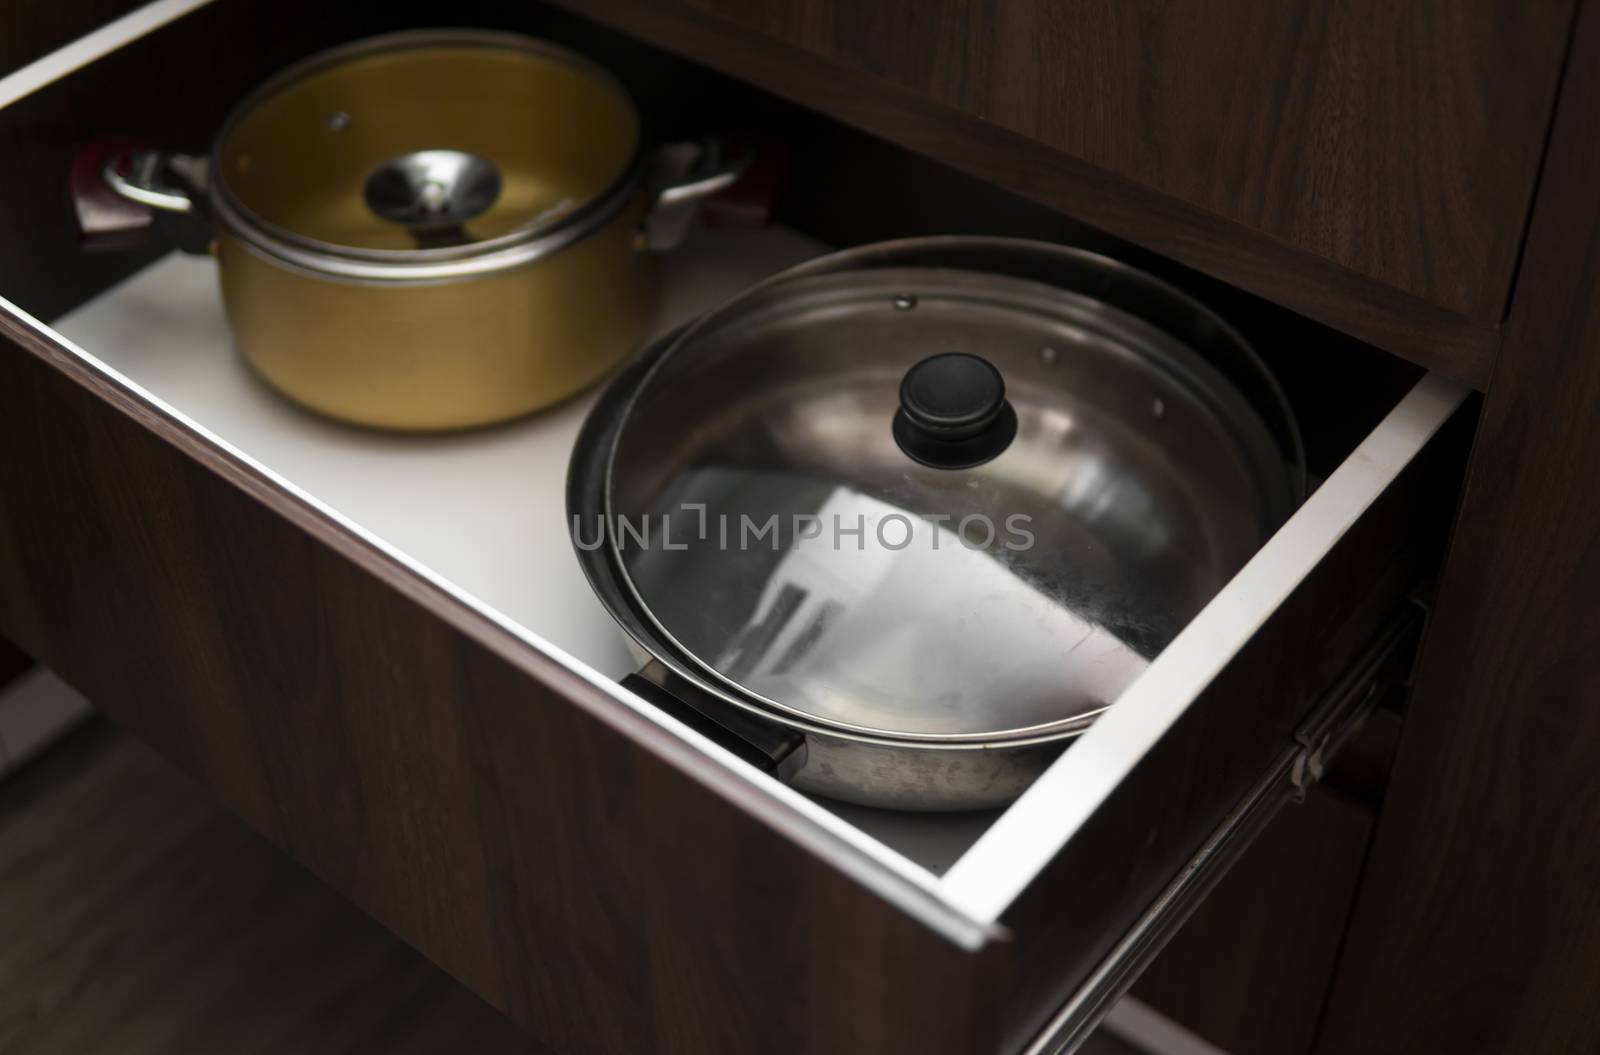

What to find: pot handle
left=621, top=661, right=807, bottom=781
left=638, top=139, right=751, bottom=252
left=74, top=144, right=212, bottom=254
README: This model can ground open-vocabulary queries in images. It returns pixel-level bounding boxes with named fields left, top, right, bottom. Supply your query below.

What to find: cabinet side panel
left=1317, top=5, right=1600, bottom=1052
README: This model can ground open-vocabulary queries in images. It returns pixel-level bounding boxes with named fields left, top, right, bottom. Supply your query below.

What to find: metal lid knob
left=892, top=353, right=1018, bottom=469
left=363, top=149, right=501, bottom=247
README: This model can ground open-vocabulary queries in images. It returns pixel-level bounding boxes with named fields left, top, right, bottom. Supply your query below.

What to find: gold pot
left=101, top=31, right=740, bottom=430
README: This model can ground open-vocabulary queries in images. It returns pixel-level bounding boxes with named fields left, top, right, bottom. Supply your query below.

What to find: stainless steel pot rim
left=631, top=626, right=1107, bottom=749
left=209, top=182, right=637, bottom=283
left=207, top=29, right=644, bottom=282
left=587, top=237, right=1308, bottom=747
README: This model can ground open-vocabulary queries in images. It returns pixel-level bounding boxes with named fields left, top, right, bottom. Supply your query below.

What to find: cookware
left=571, top=237, right=1305, bottom=811
left=91, top=30, right=740, bottom=430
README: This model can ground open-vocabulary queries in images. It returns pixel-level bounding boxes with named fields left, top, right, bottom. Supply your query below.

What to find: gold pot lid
left=214, top=31, right=641, bottom=261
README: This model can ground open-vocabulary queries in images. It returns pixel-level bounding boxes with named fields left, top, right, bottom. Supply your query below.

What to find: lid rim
left=207, top=29, right=644, bottom=279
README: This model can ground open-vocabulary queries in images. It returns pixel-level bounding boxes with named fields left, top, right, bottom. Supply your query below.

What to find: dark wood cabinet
left=1316, top=5, right=1600, bottom=1050
left=3, top=2, right=1600, bottom=1054
left=1133, top=785, right=1375, bottom=1055
left=543, top=0, right=1575, bottom=387
left=676, top=0, right=1571, bottom=324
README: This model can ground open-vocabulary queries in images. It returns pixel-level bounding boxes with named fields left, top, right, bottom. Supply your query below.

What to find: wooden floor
left=0, top=717, right=548, bottom=1055
left=0, top=713, right=1149, bottom=1055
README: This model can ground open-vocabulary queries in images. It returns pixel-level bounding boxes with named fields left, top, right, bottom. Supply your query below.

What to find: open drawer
left=0, top=4, right=1474, bottom=1054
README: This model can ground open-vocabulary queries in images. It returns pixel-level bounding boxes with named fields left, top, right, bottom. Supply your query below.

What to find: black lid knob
left=893, top=353, right=1018, bottom=469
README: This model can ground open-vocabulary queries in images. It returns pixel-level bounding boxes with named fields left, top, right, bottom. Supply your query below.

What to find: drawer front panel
left=988, top=396, right=1470, bottom=1050
left=0, top=321, right=1006, bottom=1055
left=1131, top=784, right=1375, bottom=1055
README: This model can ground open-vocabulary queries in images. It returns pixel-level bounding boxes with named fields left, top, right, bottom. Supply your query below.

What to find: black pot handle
left=622, top=663, right=807, bottom=780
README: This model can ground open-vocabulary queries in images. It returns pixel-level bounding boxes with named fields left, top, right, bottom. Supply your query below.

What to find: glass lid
left=602, top=241, right=1301, bottom=742
left=216, top=32, right=640, bottom=257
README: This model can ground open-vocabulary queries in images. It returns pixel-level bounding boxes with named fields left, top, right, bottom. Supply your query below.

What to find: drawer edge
left=0, top=296, right=983, bottom=939
left=942, top=372, right=1467, bottom=921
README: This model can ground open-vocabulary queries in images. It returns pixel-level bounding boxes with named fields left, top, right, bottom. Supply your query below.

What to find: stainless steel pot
left=569, top=238, right=1306, bottom=811
left=92, top=30, right=740, bottom=430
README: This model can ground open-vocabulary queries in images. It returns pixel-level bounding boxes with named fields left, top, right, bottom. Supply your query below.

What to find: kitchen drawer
left=0, top=5, right=1473, bottom=1054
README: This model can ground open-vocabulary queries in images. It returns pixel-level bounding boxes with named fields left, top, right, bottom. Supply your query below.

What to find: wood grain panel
left=1133, top=787, right=1374, bottom=1055
left=541, top=0, right=1508, bottom=388
left=0, top=319, right=1007, bottom=1055
left=681, top=0, right=1571, bottom=324
left=1316, top=5, right=1600, bottom=1052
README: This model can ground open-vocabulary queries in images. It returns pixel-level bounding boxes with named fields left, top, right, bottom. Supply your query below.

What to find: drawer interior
left=0, top=0, right=1475, bottom=1041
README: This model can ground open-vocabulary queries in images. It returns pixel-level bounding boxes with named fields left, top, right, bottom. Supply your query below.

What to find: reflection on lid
left=624, top=475, right=1151, bottom=738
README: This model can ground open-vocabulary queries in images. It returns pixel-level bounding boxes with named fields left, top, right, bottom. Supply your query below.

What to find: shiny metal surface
left=610, top=252, right=1297, bottom=740
left=570, top=238, right=1305, bottom=809
left=362, top=149, right=503, bottom=246
left=101, top=151, right=196, bottom=214
left=201, top=135, right=739, bottom=284
left=638, top=140, right=749, bottom=252
left=572, top=334, right=1081, bottom=811
left=200, top=31, right=646, bottom=282
left=217, top=199, right=651, bottom=430
left=205, top=31, right=649, bottom=428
